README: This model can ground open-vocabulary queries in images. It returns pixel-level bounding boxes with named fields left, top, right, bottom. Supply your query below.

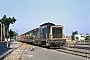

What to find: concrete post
left=0, top=22, right=2, bottom=41
left=3, top=24, right=5, bottom=41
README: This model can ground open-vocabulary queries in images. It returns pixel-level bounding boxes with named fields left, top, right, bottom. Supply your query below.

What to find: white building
left=75, top=34, right=88, bottom=41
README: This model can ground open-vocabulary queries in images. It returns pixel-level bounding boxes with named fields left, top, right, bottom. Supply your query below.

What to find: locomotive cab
left=49, top=25, right=66, bottom=47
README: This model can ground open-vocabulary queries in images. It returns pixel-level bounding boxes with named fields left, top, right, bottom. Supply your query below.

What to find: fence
left=76, top=40, right=90, bottom=45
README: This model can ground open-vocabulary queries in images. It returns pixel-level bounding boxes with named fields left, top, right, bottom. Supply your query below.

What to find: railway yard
left=0, top=22, right=90, bottom=60
left=2, top=41, right=90, bottom=60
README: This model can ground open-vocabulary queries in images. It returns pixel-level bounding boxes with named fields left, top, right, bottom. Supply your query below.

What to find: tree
left=76, top=36, right=79, bottom=40
left=71, top=31, right=78, bottom=40
left=85, top=36, right=90, bottom=40
left=0, top=15, right=16, bottom=37
left=9, top=29, right=19, bottom=39
left=13, top=31, right=19, bottom=39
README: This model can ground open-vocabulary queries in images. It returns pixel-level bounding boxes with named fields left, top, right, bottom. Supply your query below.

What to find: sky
left=0, top=0, right=90, bottom=36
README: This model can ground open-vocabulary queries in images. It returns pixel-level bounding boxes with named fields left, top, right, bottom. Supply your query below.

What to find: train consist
left=18, top=22, right=66, bottom=47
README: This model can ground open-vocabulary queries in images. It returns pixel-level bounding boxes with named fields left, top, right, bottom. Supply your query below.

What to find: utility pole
left=66, top=30, right=68, bottom=37
left=0, top=22, right=2, bottom=41
left=14, top=29, right=18, bottom=41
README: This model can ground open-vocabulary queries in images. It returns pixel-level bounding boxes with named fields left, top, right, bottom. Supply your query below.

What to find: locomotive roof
left=40, top=22, right=55, bottom=26
left=20, top=28, right=39, bottom=36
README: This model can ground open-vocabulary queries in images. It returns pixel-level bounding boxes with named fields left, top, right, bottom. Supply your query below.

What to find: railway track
left=54, top=46, right=90, bottom=59
left=27, top=42, right=90, bottom=59
left=31, top=42, right=90, bottom=59
left=65, top=45, right=90, bottom=50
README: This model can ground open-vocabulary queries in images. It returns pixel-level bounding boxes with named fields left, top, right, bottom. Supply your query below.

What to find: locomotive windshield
left=52, top=27, right=62, bottom=38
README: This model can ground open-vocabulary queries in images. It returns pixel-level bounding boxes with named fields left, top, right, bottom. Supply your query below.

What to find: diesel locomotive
left=19, top=22, right=66, bottom=47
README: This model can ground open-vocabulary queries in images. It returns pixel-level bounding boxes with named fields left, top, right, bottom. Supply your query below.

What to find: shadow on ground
left=0, top=42, right=11, bottom=56
left=0, top=48, right=11, bottom=56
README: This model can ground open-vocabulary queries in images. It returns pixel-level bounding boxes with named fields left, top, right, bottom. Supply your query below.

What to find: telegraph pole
left=66, top=30, right=68, bottom=37
left=15, top=29, right=18, bottom=41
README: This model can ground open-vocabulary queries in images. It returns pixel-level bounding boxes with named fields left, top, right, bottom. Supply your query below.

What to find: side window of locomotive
left=45, top=25, right=47, bottom=28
